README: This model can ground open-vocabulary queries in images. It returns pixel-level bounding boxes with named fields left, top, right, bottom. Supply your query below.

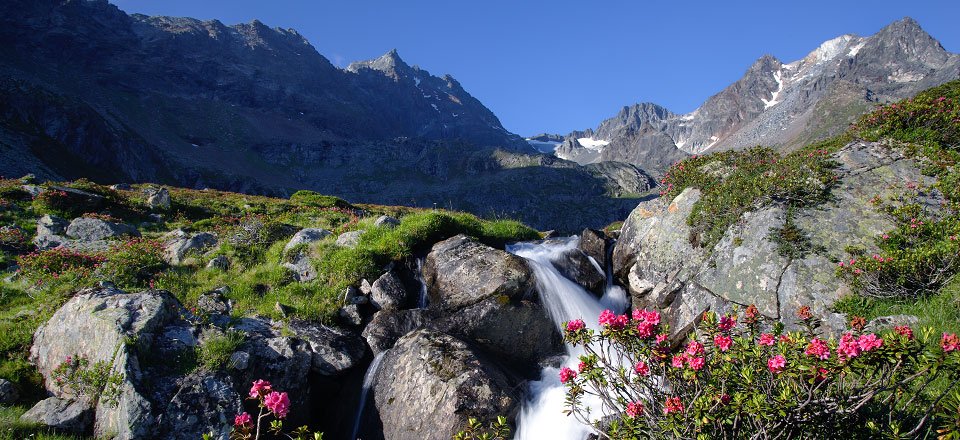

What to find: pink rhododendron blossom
left=234, top=412, right=252, bottom=428
left=895, top=326, right=914, bottom=340
left=625, top=401, right=643, bottom=418
left=664, top=397, right=684, bottom=414
left=942, top=333, right=960, bottom=352
left=566, top=319, right=585, bottom=332
left=578, top=361, right=588, bottom=373
left=714, top=334, right=733, bottom=352
left=805, top=338, right=830, bottom=360
left=671, top=355, right=687, bottom=368
left=858, top=334, right=883, bottom=352
left=767, top=355, right=786, bottom=373
left=249, top=379, right=272, bottom=399
left=685, top=341, right=705, bottom=356
left=599, top=310, right=628, bottom=330
left=559, top=367, right=577, bottom=383
left=598, top=310, right=616, bottom=326
left=634, top=361, right=649, bottom=376
left=815, top=367, right=829, bottom=381
left=837, top=334, right=861, bottom=360
left=636, top=321, right=655, bottom=338
left=656, top=334, right=669, bottom=344
left=758, top=333, right=775, bottom=346
left=264, top=391, right=290, bottom=419
left=688, top=356, right=705, bottom=371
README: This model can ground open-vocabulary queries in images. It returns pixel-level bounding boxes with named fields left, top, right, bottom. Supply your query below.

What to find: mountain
left=558, top=17, right=960, bottom=171
left=0, top=0, right=651, bottom=232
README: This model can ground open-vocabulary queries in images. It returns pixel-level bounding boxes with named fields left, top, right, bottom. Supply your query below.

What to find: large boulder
left=154, top=374, right=242, bottom=440
left=613, top=141, right=943, bottom=337
left=20, top=396, right=93, bottom=434
left=369, top=271, right=409, bottom=311
left=424, top=235, right=534, bottom=311
left=362, top=309, right=431, bottom=355
left=66, top=217, right=139, bottom=243
left=578, top=228, right=610, bottom=269
left=361, top=330, right=518, bottom=440
left=30, top=287, right=177, bottom=439
left=162, top=229, right=218, bottom=265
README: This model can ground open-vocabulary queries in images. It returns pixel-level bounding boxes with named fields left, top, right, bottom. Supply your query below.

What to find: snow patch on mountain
left=577, top=138, right=610, bottom=151
left=761, top=70, right=784, bottom=109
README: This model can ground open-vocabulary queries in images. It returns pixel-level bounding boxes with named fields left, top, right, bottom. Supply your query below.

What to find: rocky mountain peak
left=347, top=49, right=415, bottom=80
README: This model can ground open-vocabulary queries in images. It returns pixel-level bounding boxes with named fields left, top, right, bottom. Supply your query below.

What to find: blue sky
left=109, top=0, right=960, bottom=136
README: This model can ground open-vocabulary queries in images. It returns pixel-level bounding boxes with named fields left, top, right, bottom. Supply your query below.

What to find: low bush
left=560, top=306, right=960, bottom=439
left=98, top=238, right=167, bottom=289
left=289, top=190, right=353, bottom=209
left=16, top=247, right=104, bottom=286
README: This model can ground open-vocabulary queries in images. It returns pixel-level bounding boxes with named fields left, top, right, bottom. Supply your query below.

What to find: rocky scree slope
left=558, top=18, right=960, bottom=173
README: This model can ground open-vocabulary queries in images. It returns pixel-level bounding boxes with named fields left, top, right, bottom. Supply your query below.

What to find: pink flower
left=815, top=367, right=829, bottom=381
left=664, top=397, right=684, bottom=414
left=758, top=333, right=775, bottom=346
left=671, top=354, right=687, bottom=368
left=687, top=356, right=705, bottom=371
left=634, top=361, right=649, bottom=376
left=767, top=355, right=786, bottom=374
left=942, top=333, right=960, bottom=352
left=714, top=334, right=733, bottom=352
left=858, top=333, right=883, bottom=352
left=625, top=401, right=643, bottom=418
left=718, top=315, right=736, bottom=331
left=599, top=310, right=628, bottom=330
left=559, top=367, right=577, bottom=384
left=805, top=338, right=831, bottom=360
left=837, top=333, right=861, bottom=360
left=636, top=321, right=655, bottom=338
left=895, top=326, right=914, bottom=340
left=566, top=319, right=585, bottom=333
left=249, top=379, right=272, bottom=399
left=656, top=333, right=669, bottom=345
left=685, top=341, right=705, bottom=356
left=234, top=412, right=252, bottom=428
left=577, top=361, right=588, bottom=373
left=263, top=391, right=290, bottom=419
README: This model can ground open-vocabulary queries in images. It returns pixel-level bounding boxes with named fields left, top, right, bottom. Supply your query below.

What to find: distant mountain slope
left=0, top=0, right=654, bottom=232
left=559, top=18, right=960, bottom=172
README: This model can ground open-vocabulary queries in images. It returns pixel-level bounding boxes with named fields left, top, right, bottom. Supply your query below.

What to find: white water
left=414, top=257, right=429, bottom=308
left=350, top=351, right=388, bottom=440
left=507, top=237, right=628, bottom=440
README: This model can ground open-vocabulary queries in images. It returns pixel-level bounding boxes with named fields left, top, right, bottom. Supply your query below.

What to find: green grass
left=196, top=330, right=245, bottom=371
left=834, top=273, right=960, bottom=340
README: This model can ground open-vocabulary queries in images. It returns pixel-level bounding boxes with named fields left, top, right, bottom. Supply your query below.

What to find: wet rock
left=364, top=330, right=518, bottom=440
left=549, top=248, right=605, bottom=295
left=370, top=271, right=408, bottom=311
left=362, top=309, right=431, bottom=354
left=287, top=320, right=367, bottom=376
left=578, top=228, right=609, bottom=269
left=424, top=234, right=534, bottom=310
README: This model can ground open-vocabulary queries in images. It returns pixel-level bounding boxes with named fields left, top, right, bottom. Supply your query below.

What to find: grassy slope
left=0, top=180, right=538, bottom=436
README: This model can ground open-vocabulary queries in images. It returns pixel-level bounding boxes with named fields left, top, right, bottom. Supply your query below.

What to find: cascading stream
left=350, top=351, right=388, bottom=440
left=507, top=237, right=628, bottom=440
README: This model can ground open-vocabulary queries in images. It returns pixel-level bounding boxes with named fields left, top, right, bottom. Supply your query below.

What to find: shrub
left=228, top=379, right=322, bottom=440
left=453, top=417, right=511, bottom=440
left=559, top=306, right=960, bottom=439
left=51, top=354, right=124, bottom=407
left=0, top=227, right=30, bottom=253
left=16, top=247, right=105, bottom=286
left=31, top=189, right=74, bottom=216
left=98, top=238, right=167, bottom=288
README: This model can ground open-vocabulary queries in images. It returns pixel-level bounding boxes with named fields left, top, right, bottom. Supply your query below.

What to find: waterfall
left=414, top=256, right=429, bottom=308
left=350, top=351, right=388, bottom=440
left=507, top=237, right=627, bottom=440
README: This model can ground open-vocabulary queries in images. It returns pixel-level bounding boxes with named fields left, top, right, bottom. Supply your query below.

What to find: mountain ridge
left=557, top=17, right=960, bottom=172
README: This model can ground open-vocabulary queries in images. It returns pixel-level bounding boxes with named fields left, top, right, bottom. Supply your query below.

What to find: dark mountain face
left=0, top=0, right=651, bottom=232
left=557, top=17, right=960, bottom=173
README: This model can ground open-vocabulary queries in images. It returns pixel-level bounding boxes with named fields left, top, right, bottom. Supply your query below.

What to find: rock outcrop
left=612, top=141, right=940, bottom=337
